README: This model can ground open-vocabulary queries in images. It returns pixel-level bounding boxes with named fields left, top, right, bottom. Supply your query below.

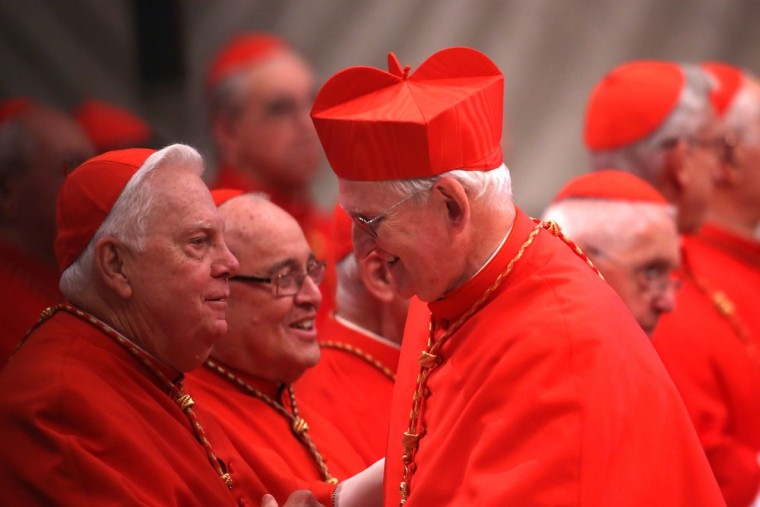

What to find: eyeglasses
left=661, top=136, right=725, bottom=157
left=586, top=245, right=681, bottom=297
left=348, top=189, right=426, bottom=239
left=230, top=259, right=326, bottom=297
left=632, top=264, right=682, bottom=296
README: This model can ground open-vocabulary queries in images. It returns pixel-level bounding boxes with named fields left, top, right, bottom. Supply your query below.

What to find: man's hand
left=261, top=491, right=324, bottom=507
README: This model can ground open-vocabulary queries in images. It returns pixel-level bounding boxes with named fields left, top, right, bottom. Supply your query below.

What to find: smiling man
left=186, top=190, right=367, bottom=506
left=0, top=145, right=276, bottom=505
left=311, top=47, right=724, bottom=506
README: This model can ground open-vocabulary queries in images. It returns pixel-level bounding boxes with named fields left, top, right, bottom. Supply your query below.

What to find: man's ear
left=432, top=177, right=470, bottom=230
left=359, top=254, right=395, bottom=303
left=94, top=237, right=133, bottom=299
left=663, top=139, right=689, bottom=189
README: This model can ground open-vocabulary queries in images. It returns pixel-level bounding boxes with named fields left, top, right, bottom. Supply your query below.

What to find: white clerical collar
left=470, top=221, right=513, bottom=280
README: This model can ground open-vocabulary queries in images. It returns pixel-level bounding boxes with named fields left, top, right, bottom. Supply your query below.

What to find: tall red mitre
left=311, top=47, right=504, bottom=181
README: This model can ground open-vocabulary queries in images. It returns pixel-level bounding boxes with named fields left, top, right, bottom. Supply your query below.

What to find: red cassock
left=653, top=224, right=760, bottom=507
left=383, top=209, right=726, bottom=507
left=0, top=310, right=264, bottom=506
left=0, top=241, right=62, bottom=367
left=185, top=364, right=368, bottom=506
left=297, top=313, right=400, bottom=465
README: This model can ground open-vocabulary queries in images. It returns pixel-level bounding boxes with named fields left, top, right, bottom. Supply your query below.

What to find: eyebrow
left=265, top=253, right=317, bottom=274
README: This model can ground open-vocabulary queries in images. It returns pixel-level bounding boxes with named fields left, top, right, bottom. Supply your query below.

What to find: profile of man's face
left=589, top=218, right=680, bottom=336
left=126, top=165, right=237, bottom=372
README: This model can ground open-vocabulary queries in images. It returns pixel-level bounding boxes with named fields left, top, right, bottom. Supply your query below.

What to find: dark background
left=2, top=0, right=758, bottom=215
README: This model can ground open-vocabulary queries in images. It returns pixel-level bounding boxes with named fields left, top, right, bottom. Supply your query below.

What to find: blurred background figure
left=204, top=33, right=331, bottom=261
left=653, top=62, right=760, bottom=507
left=542, top=170, right=681, bottom=337
left=0, top=98, right=93, bottom=366
left=297, top=204, right=409, bottom=465
left=186, top=191, right=366, bottom=506
left=584, top=60, right=720, bottom=234
left=73, top=98, right=158, bottom=153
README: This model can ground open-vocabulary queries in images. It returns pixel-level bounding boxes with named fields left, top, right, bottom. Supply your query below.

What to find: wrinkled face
left=589, top=216, right=681, bottom=336
left=226, top=52, right=321, bottom=190
left=216, top=199, right=322, bottom=384
left=125, top=166, right=239, bottom=372
left=339, top=179, right=459, bottom=302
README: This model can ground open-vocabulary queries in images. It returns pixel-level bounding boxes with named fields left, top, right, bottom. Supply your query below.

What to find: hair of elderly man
left=589, top=64, right=715, bottom=183
left=722, top=71, right=760, bottom=147
left=59, top=144, right=205, bottom=299
left=542, top=198, right=677, bottom=257
left=382, top=163, right=513, bottom=211
left=206, top=69, right=250, bottom=128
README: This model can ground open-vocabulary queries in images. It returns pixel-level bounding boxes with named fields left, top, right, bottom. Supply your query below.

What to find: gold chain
left=31, top=305, right=233, bottom=489
left=204, top=358, right=338, bottom=484
left=398, top=219, right=601, bottom=504
left=320, top=341, right=396, bottom=382
left=685, top=267, right=756, bottom=362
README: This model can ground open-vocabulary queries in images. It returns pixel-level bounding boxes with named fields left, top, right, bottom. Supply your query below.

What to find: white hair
left=59, top=144, right=204, bottom=298
left=590, top=63, right=715, bottom=183
left=542, top=198, right=677, bottom=255
left=207, top=69, right=250, bottom=125
left=379, top=163, right=513, bottom=210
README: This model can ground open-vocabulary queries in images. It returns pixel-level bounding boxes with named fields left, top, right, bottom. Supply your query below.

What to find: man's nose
left=352, top=224, right=376, bottom=259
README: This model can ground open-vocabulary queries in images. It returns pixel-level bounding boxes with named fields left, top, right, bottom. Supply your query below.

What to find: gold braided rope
left=28, top=304, right=233, bottom=489
left=204, top=358, right=338, bottom=484
left=398, top=219, right=602, bottom=505
left=320, top=341, right=396, bottom=382
left=685, top=266, right=756, bottom=363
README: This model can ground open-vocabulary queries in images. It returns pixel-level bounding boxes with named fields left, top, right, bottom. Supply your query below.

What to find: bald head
left=218, top=193, right=305, bottom=258
left=213, top=193, right=322, bottom=383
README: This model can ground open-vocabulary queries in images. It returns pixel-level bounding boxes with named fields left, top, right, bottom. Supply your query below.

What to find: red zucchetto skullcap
left=330, top=204, right=354, bottom=263
left=0, top=97, right=34, bottom=124
left=210, top=188, right=244, bottom=207
left=701, top=62, right=743, bottom=118
left=553, top=169, right=668, bottom=205
left=206, top=33, right=288, bottom=91
left=55, top=148, right=155, bottom=272
left=311, top=47, right=504, bottom=181
left=584, top=61, right=684, bottom=150
left=74, top=98, right=152, bottom=153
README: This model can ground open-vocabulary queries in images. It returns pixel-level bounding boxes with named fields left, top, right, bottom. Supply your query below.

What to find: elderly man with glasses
left=653, top=63, right=760, bottom=507
left=542, top=170, right=681, bottom=337
left=584, top=60, right=721, bottom=234
left=185, top=190, right=377, bottom=507
left=0, top=145, right=323, bottom=506
left=309, top=47, right=724, bottom=506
